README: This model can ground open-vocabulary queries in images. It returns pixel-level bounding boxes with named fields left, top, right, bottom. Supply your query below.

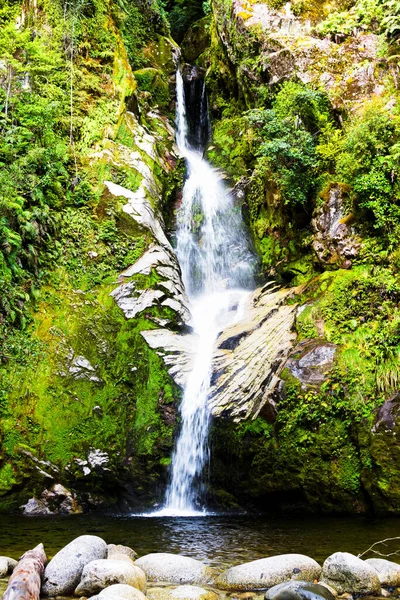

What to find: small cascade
left=157, top=68, right=256, bottom=516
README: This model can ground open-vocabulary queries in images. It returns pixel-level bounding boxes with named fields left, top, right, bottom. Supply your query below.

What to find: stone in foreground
left=135, top=554, right=214, bottom=585
left=321, top=553, right=381, bottom=595
left=3, top=544, right=47, bottom=600
left=0, top=556, right=18, bottom=578
left=107, top=545, right=138, bottom=563
left=217, top=555, right=321, bottom=591
left=89, top=583, right=147, bottom=600
left=147, top=584, right=219, bottom=600
left=42, top=535, right=107, bottom=596
left=75, top=560, right=146, bottom=596
left=365, top=558, right=400, bottom=587
left=265, top=581, right=336, bottom=600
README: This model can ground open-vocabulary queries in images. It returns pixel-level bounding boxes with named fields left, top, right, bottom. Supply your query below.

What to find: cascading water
left=158, top=69, right=256, bottom=516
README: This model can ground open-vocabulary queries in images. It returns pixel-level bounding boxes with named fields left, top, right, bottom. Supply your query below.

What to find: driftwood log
left=3, top=543, right=47, bottom=600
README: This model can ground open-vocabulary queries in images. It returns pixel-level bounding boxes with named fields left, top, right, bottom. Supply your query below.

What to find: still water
left=0, top=515, right=399, bottom=568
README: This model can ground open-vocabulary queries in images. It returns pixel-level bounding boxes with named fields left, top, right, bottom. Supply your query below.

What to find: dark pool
left=0, top=514, right=400, bottom=569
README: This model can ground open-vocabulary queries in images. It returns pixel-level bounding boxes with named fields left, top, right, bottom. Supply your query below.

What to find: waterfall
left=158, top=69, right=256, bottom=516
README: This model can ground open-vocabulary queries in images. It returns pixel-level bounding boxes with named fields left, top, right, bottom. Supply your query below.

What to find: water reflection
left=0, top=515, right=399, bottom=569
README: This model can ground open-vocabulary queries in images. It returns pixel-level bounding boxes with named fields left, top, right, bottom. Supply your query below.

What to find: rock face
left=265, top=581, right=336, bottom=600
left=321, top=552, right=381, bottom=595
left=217, top=555, right=321, bottom=591
left=208, top=283, right=299, bottom=420
left=75, top=560, right=147, bottom=596
left=135, top=554, right=214, bottom=585
left=42, top=535, right=107, bottom=596
left=285, top=341, right=336, bottom=389
left=145, top=282, right=300, bottom=421
left=365, top=558, right=400, bottom=586
left=147, top=585, right=219, bottom=600
left=312, top=186, right=360, bottom=268
left=212, top=0, right=389, bottom=110
left=105, top=181, right=192, bottom=331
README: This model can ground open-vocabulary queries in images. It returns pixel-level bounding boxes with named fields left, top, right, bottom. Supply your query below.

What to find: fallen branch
left=3, top=543, right=47, bottom=600
left=358, top=537, right=400, bottom=559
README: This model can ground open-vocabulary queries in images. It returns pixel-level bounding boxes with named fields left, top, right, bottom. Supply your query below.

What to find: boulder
left=0, top=557, right=18, bottom=578
left=265, top=581, right=336, bottom=600
left=147, top=585, right=218, bottom=600
left=107, top=545, right=138, bottom=563
left=365, top=558, right=400, bottom=587
left=75, top=560, right=146, bottom=596
left=135, top=553, right=214, bottom=585
left=21, top=498, right=51, bottom=516
left=285, top=341, right=336, bottom=389
left=217, top=555, right=321, bottom=591
left=89, top=583, right=148, bottom=600
left=42, top=535, right=107, bottom=596
left=321, top=552, right=381, bottom=595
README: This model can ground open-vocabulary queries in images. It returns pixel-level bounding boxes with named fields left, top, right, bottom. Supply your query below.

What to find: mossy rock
left=181, top=16, right=212, bottom=63
left=134, top=68, right=170, bottom=110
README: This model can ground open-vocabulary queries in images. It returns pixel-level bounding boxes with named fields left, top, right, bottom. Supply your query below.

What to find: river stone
left=217, top=555, right=321, bottom=591
left=107, top=545, right=138, bottom=563
left=365, top=559, right=400, bottom=586
left=147, top=585, right=219, bottom=600
left=135, top=554, right=214, bottom=585
left=265, top=581, right=336, bottom=600
left=42, top=535, right=107, bottom=596
left=89, top=583, right=148, bottom=600
left=321, top=553, right=381, bottom=594
left=0, top=557, right=17, bottom=578
left=75, top=560, right=147, bottom=596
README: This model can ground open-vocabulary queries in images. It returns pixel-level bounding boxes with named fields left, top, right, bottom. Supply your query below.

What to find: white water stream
left=155, top=70, right=255, bottom=516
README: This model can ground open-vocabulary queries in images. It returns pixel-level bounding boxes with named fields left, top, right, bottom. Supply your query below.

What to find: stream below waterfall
left=0, top=514, right=399, bottom=568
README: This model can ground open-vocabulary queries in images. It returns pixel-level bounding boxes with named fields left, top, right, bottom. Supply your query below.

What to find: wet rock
left=217, top=555, right=321, bottom=591
left=312, top=186, right=360, bottom=268
left=0, top=557, right=18, bottom=578
left=107, top=545, right=138, bottom=563
left=75, top=560, right=146, bottom=596
left=21, top=484, right=82, bottom=516
left=135, top=553, right=214, bottom=585
left=365, top=559, right=400, bottom=587
left=147, top=585, right=219, bottom=600
left=265, top=581, right=336, bottom=600
left=181, top=16, right=211, bottom=63
left=285, top=341, right=336, bottom=389
left=321, top=553, right=381, bottom=595
left=90, top=583, right=147, bottom=600
left=21, top=497, right=51, bottom=516
left=111, top=242, right=191, bottom=328
left=208, top=283, right=299, bottom=421
left=42, top=535, right=107, bottom=596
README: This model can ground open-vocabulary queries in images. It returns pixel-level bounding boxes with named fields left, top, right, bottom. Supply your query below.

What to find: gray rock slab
left=365, top=558, right=400, bottom=586
left=321, top=553, right=381, bottom=595
left=75, top=560, right=146, bottom=596
left=42, top=535, right=107, bottom=596
left=135, top=554, right=214, bottom=585
left=265, top=581, right=335, bottom=600
left=217, top=555, right=321, bottom=591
